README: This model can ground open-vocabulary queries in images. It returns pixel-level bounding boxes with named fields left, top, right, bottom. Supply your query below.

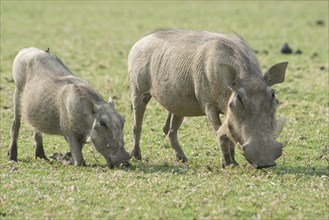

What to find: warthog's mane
left=73, top=81, right=104, bottom=102
left=56, top=75, right=104, bottom=102
left=218, top=33, right=262, bottom=77
left=152, top=29, right=263, bottom=77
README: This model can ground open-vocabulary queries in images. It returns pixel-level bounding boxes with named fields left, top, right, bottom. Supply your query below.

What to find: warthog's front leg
left=205, top=107, right=238, bottom=168
left=34, top=130, right=48, bottom=160
left=131, top=92, right=151, bottom=160
left=8, top=89, right=21, bottom=161
left=219, top=135, right=238, bottom=168
left=167, top=114, right=188, bottom=162
left=65, top=136, right=85, bottom=166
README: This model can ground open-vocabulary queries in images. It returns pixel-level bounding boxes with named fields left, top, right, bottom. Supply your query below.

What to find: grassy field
left=1, top=1, right=328, bottom=219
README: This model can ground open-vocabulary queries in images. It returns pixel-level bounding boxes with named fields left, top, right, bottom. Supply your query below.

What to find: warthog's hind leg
left=162, top=112, right=171, bottom=135
left=34, top=130, right=48, bottom=160
left=8, top=88, right=21, bottom=161
left=167, top=114, right=188, bottom=162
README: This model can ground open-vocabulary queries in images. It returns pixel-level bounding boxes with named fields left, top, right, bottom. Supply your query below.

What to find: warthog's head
left=219, top=62, right=288, bottom=168
left=80, top=97, right=131, bottom=168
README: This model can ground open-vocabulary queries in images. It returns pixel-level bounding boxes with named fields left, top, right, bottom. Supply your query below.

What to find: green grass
left=1, top=1, right=328, bottom=219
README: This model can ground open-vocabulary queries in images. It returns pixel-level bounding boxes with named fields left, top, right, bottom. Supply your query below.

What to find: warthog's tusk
left=282, top=140, right=288, bottom=148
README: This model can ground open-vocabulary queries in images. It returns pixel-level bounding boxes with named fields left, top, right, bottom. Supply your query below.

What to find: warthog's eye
left=99, top=119, right=108, bottom=129
left=272, top=90, right=277, bottom=99
left=237, top=93, right=243, bottom=105
left=271, top=90, right=279, bottom=106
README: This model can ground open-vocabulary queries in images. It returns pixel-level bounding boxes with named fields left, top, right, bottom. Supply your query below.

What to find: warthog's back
left=13, top=48, right=72, bottom=89
left=128, top=29, right=261, bottom=116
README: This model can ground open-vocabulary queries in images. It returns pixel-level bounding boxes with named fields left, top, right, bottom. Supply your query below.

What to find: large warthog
left=128, top=29, right=288, bottom=168
left=8, top=47, right=131, bottom=167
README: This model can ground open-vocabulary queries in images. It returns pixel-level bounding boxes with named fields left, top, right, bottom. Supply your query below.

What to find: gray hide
left=128, top=29, right=288, bottom=168
left=8, top=48, right=131, bottom=167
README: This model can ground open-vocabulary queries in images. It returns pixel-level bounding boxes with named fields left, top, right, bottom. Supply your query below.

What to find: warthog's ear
left=79, top=97, right=95, bottom=115
left=108, top=97, right=115, bottom=109
left=219, top=63, right=238, bottom=90
left=264, top=62, right=288, bottom=86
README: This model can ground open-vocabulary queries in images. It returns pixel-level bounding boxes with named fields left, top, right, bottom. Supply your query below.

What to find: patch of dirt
left=320, top=66, right=326, bottom=71
left=50, top=152, right=74, bottom=165
left=295, top=49, right=302, bottom=55
left=311, top=53, right=319, bottom=59
left=316, top=19, right=325, bottom=26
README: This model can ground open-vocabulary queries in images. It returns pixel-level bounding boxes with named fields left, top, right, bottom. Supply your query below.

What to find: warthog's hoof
left=131, top=150, right=142, bottom=160
left=35, top=148, right=49, bottom=160
left=221, top=161, right=239, bottom=168
left=177, top=155, right=188, bottom=163
left=8, top=148, right=18, bottom=161
left=8, top=154, right=18, bottom=162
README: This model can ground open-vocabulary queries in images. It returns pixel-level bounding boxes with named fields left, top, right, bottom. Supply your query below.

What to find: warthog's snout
left=242, top=141, right=283, bottom=169
left=107, top=151, right=132, bottom=168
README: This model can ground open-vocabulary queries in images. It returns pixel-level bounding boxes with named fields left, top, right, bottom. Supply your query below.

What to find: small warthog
left=8, top=47, right=131, bottom=167
left=128, top=29, right=288, bottom=168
